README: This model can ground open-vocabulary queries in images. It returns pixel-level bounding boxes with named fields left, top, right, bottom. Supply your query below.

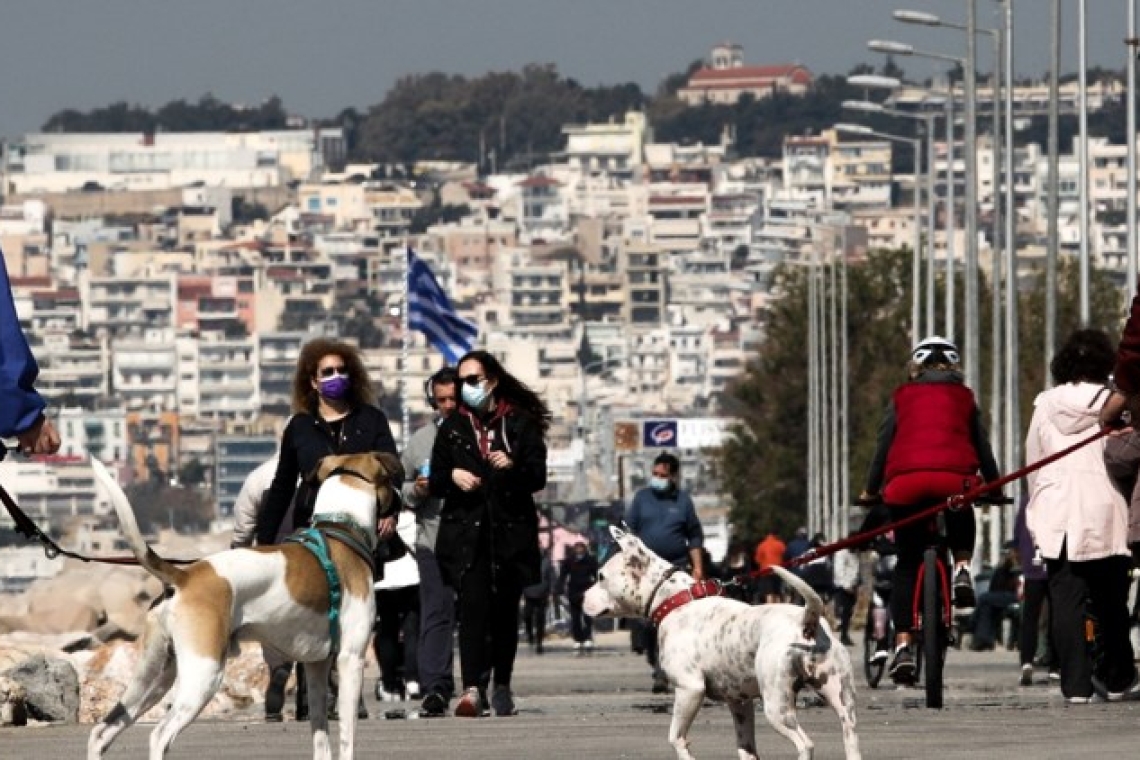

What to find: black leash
left=0, top=480, right=196, bottom=566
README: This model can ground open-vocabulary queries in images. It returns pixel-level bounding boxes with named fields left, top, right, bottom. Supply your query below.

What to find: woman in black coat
left=256, top=338, right=402, bottom=721
left=428, top=349, right=550, bottom=718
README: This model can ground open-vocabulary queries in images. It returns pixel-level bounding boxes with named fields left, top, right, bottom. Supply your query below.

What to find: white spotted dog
left=87, top=452, right=401, bottom=760
left=584, top=527, right=861, bottom=760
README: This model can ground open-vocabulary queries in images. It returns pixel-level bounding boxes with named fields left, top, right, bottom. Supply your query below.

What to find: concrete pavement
left=6, top=629, right=1140, bottom=758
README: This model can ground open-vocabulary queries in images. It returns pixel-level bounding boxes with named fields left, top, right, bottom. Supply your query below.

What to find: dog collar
left=649, top=580, right=725, bottom=627
left=642, top=565, right=679, bottom=618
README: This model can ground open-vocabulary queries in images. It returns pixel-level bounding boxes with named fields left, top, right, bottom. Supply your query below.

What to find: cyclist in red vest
left=859, top=336, right=1002, bottom=685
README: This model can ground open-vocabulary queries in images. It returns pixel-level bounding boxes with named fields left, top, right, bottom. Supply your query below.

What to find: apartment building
left=214, top=435, right=278, bottom=520
left=2, top=129, right=337, bottom=194
left=197, top=336, right=260, bottom=422
left=563, top=111, right=650, bottom=181
left=0, top=456, right=111, bottom=528
left=57, top=408, right=129, bottom=462
left=493, top=250, right=569, bottom=334
left=516, top=174, right=569, bottom=244
left=86, top=274, right=177, bottom=338
left=620, top=242, right=666, bottom=325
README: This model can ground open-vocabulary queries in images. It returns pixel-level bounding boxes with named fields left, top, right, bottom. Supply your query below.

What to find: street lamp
left=849, top=75, right=959, bottom=339
left=843, top=98, right=940, bottom=334
left=835, top=122, right=923, bottom=345
left=869, top=31, right=980, bottom=399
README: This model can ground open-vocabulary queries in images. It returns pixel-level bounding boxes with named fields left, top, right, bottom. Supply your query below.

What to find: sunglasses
left=459, top=374, right=486, bottom=387
left=318, top=365, right=348, bottom=379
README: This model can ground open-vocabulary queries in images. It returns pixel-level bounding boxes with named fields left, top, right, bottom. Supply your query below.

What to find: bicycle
left=860, top=537, right=924, bottom=688
left=855, top=491, right=1008, bottom=705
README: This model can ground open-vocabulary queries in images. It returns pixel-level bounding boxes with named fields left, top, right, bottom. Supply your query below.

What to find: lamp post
left=1079, top=0, right=1090, bottom=324
left=575, top=356, right=627, bottom=503
left=843, top=98, right=941, bottom=335
left=836, top=122, right=923, bottom=345
left=868, top=37, right=978, bottom=393
left=848, top=75, right=959, bottom=338
left=1046, top=0, right=1061, bottom=379
left=1129, top=2, right=1139, bottom=300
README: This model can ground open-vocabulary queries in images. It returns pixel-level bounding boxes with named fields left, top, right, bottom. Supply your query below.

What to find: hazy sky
left=0, top=1, right=1129, bottom=139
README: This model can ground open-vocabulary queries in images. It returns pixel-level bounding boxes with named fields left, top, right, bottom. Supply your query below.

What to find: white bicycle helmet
left=911, top=335, right=960, bottom=367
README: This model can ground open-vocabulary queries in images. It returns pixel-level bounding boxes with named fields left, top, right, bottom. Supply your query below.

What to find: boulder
left=1, top=653, right=80, bottom=723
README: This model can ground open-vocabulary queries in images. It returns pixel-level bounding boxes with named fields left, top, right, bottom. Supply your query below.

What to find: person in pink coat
left=1026, top=329, right=1138, bottom=703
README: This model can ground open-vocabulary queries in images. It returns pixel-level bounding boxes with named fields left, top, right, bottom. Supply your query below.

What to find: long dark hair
left=1050, top=329, right=1115, bottom=386
left=458, top=349, right=552, bottom=435
left=291, top=338, right=376, bottom=414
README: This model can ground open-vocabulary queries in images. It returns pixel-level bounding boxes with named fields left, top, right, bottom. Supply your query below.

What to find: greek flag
left=407, top=249, right=478, bottom=363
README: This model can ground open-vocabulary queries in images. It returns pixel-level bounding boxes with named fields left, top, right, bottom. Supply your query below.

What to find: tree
left=718, top=248, right=1123, bottom=546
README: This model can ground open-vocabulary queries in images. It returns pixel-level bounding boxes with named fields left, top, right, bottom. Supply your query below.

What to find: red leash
left=748, top=426, right=1114, bottom=579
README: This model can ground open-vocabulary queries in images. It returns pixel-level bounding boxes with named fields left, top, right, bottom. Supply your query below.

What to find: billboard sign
left=642, top=419, right=678, bottom=448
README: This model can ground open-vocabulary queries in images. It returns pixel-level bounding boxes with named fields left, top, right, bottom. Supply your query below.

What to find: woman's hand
left=452, top=468, right=482, bottom=491
left=1099, top=390, right=1134, bottom=434
left=487, top=451, right=513, bottom=470
left=376, top=515, right=396, bottom=540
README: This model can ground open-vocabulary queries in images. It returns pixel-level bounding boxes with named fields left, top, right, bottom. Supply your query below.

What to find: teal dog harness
left=286, top=527, right=344, bottom=650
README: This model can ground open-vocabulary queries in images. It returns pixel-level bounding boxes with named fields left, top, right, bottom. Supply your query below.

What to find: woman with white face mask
left=427, top=349, right=551, bottom=719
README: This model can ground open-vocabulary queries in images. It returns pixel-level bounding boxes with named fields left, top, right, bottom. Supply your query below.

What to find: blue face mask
left=461, top=381, right=490, bottom=410
left=649, top=476, right=671, bottom=493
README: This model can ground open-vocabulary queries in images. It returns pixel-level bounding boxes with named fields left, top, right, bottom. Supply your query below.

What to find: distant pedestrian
left=831, top=538, right=860, bottom=647
left=558, top=541, right=599, bottom=653
left=753, top=530, right=786, bottom=603
left=627, top=452, right=704, bottom=693
left=522, top=550, right=555, bottom=654
left=1015, top=497, right=1056, bottom=686
left=720, top=541, right=757, bottom=603
left=373, top=511, right=421, bottom=702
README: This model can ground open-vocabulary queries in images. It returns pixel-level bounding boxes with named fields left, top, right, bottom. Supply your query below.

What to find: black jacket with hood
left=427, top=400, right=548, bottom=588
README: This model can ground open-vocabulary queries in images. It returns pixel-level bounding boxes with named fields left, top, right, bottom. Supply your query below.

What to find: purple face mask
left=318, top=375, right=351, bottom=401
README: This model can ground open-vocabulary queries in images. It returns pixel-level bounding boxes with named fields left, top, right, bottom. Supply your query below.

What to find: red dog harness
left=649, top=580, right=725, bottom=627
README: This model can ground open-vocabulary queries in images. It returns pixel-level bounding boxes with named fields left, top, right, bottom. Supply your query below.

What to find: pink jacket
left=1025, top=382, right=1129, bottom=561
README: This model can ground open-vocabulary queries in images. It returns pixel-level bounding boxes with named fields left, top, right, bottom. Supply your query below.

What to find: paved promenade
left=5, top=630, right=1140, bottom=758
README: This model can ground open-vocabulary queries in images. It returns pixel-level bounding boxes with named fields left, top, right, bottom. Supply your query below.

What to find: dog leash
left=0, top=480, right=196, bottom=566
left=742, top=425, right=1114, bottom=582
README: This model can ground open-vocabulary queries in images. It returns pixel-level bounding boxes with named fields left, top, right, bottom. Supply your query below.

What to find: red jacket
left=884, top=382, right=980, bottom=481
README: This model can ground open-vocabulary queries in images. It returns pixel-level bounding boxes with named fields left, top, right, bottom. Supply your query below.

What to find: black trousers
left=522, top=596, right=547, bottom=646
left=414, top=545, right=456, bottom=699
left=374, top=585, right=420, bottom=691
left=889, top=502, right=976, bottom=635
left=1047, top=546, right=1137, bottom=698
left=1020, top=577, right=1054, bottom=668
left=833, top=587, right=857, bottom=639
left=457, top=550, right=524, bottom=691
left=568, top=595, right=593, bottom=643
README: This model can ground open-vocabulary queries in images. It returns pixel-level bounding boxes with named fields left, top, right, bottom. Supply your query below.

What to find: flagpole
left=401, top=241, right=410, bottom=451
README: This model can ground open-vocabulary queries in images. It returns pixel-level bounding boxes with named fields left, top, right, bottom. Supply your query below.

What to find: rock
left=0, top=676, right=28, bottom=726
left=1, top=653, right=80, bottom=723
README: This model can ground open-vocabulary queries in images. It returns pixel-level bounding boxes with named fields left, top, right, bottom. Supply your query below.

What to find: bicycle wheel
left=864, top=605, right=886, bottom=689
left=922, top=548, right=945, bottom=708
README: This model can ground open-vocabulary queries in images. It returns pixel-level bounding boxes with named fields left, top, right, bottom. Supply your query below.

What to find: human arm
left=488, top=413, right=547, bottom=492
left=682, top=491, right=705, bottom=580
left=970, top=404, right=1002, bottom=484
left=257, top=424, right=300, bottom=545
left=0, top=252, right=55, bottom=453
left=862, top=403, right=896, bottom=496
left=231, top=461, right=274, bottom=548
left=1112, top=286, right=1140, bottom=398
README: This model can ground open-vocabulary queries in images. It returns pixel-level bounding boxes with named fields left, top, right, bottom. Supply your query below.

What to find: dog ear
left=610, top=524, right=627, bottom=543
left=313, top=455, right=344, bottom=484
left=610, top=524, right=641, bottom=554
left=371, top=451, right=403, bottom=481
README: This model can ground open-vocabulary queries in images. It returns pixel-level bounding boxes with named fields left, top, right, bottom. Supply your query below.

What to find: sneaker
left=405, top=681, right=421, bottom=700
left=1066, top=694, right=1106, bottom=705
left=375, top=681, right=403, bottom=702
left=953, top=567, right=976, bottom=609
left=888, top=646, right=917, bottom=685
left=871, top=647, right=889, bottom=665
left=651, top=670, right=670, bottom=694
left=490, top=685, right=517, bottom=717
left=1049, top=670, right=1061, bottom=682
left=454, top=687, right=489, bottom=718
left=357, top=700, right=369, bottom=720
left=1020, top=663, right=1034, bottom=687
left=419, top=691, right=448, bottom=718
left=583, top=639, right=595, bottom=651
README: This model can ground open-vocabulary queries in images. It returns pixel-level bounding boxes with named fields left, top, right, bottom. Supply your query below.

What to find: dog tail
left=91, top=457, right=187, bottom=587
left=769, top=565, right=824, bottom=641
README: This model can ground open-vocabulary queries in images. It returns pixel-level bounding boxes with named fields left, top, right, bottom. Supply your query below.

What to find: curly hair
left=1050, top=329, right=1116, bottom=386
left=290, top=338, right=376, bottom=414
left=457, top=349, right=552, bottom=435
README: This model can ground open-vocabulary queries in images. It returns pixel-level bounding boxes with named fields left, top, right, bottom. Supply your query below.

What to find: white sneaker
left=1019, top=664, right=1033, bottom=687
left=583, top=639, right=594, bottom=651
left=405, top=681, right=421, bottom=700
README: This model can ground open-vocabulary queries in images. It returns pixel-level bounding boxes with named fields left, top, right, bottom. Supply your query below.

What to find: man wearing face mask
left=626, top=452, right=705, bottom=693
left=400, top=367, right=460, bottom=717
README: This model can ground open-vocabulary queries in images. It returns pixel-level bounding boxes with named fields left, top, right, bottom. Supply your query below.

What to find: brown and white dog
left=87, top=452, right=400, bottom=760
left=584, top=527, right=861, bottom=760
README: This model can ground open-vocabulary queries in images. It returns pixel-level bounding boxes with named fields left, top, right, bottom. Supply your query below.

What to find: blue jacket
left=0, top=250, right=45, bottom=441
left=627, top=485, right=703, bottom=565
